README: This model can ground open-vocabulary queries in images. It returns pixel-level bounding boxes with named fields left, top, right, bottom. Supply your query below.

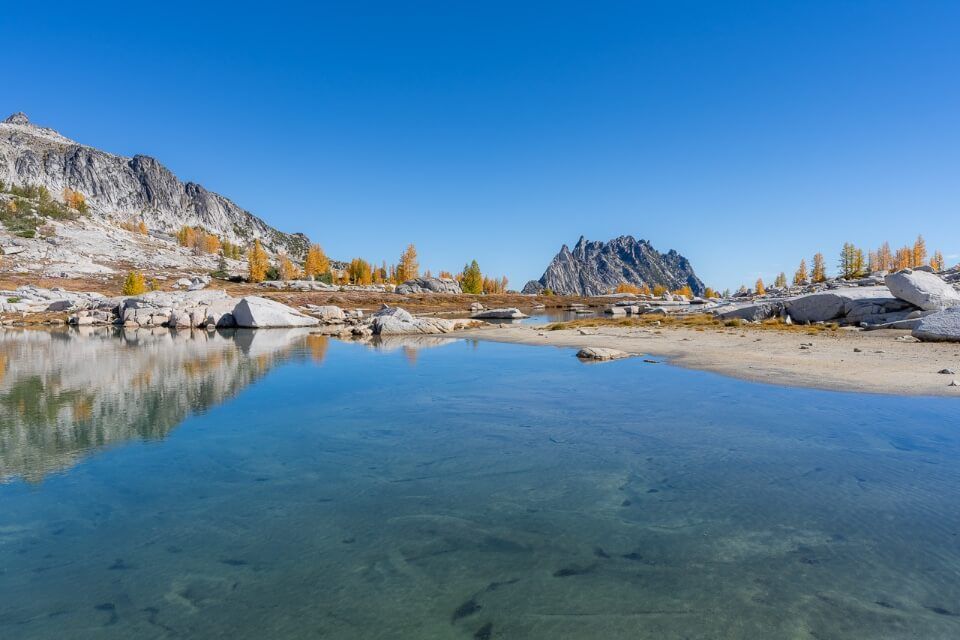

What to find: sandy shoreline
left=454, top=323, right=960, bottom=397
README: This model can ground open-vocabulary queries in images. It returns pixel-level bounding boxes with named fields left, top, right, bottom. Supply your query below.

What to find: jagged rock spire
left=4, top=112, right=30, bottom=125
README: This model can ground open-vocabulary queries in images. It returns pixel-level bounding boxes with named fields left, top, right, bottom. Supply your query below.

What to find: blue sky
left=3, top=1, right=958, bottom=289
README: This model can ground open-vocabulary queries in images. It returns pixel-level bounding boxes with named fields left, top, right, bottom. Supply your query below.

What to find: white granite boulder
left=885, top=269, right=960, bottom=311
left=912, top=308, right=960, bottom=342
left=785, top=287, right=912, bottom=324
left=232, top=296, right=320, bottom=328
left=715, top=301, right=783, bottom=322
left=370, top=306, right=468, bottom=335
left=395, top=277, right=463, bottom=295
left=470, top=307, right=528, bottom=319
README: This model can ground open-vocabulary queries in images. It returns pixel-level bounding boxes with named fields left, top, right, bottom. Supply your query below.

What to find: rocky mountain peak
left=0, top=112, right=311, bottom=259
left=522, top=235, right=705, bottom=296
left=3, top=112, right=30, bottom=125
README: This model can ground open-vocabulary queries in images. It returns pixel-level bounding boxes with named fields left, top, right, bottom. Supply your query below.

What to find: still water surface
left=1, top=328, right=959, bottom=639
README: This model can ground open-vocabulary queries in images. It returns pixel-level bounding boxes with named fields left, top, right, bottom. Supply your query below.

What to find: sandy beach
left=455, top=322, right=960, bottom=397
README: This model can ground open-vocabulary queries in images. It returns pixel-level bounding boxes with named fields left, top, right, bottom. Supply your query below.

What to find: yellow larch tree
left=894, top=246, right=912, bottom=271
left=811, top=253, right=827, bottom=283
left=913, top=235, right=927, bottom=267
left=930, top=250, right=944, bottom=272
left=279, top=255, right=300, bottom=281
left=396, top=244, right=419, bottom=283
left=793, top=259, right=808, bottom=286
left=121, top=271, right=147, bottom=295
left=247, top=239, right=269, bottom=283
left=303, top=244, right=329, bottom=279
left=755, top=278, right=766, bottom=296
left=347, top=258, right=373, bottom=285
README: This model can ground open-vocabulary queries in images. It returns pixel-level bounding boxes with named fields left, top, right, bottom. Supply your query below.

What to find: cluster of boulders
left=395, top=277, right=462, bottom=295
left=255, top=276, right=465, bottom=295
left=259, top=280, right=340, bottom=292
left=67, top=290, right=320, bottom=330
left=171, top=275, right=210, bottom=291
left=0, top=285, right=107, bottom=314
left=1, top=283, right=487, bottom=336
left=714, top=268, right=960, bottom=341
left=371, top=306, right=479, bottom=335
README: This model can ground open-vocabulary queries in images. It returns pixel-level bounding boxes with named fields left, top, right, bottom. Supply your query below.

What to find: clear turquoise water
left=1, top=328, right=960, bottom=639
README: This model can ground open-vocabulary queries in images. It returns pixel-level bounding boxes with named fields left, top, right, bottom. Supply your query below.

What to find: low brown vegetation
left=545, top=313, right=840, bottom=335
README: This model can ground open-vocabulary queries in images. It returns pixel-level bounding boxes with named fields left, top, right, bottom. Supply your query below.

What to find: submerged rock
left=471, top=307, right=528, bottom=319
left=576, top=347, right=630, bottom=361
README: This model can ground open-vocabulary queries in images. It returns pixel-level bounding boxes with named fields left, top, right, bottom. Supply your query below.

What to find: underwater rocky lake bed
left=1, top=328, right=959, bottom=639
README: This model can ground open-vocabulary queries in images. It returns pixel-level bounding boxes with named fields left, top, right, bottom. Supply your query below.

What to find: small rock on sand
left=939, top=368, right=956, bottom=375
left=576, top=347, right=630, bottom=361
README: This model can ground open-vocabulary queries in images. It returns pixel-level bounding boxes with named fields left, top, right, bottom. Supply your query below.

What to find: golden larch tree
left=912, top=235, right=927, bottom=267
left=794, top=259, right=808, bottom=286
left=347, top=258, right=373, bottom=285
left=121, top=271, right=147, bottom=295
left=396, top=244, right=419, bottom=283
left=877, top=242, right=893, bottom=271
left=930, top=250, right=944, bottom=272
left=303, top=244, right=329, bottom=279
left=811, top=253, right=827, bottom=283
left=247, top=239, right=269, bottom=283
left=894, top=246, right=912, bottom=270
left=755, top=278, right=766, bottom=296
left=279, top=255, right=300, bottom=281
left=62, top=187, right=87, bottom=212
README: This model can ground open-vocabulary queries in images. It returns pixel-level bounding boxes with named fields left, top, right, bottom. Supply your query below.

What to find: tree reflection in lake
left=0, top=328, right=459, bottom=483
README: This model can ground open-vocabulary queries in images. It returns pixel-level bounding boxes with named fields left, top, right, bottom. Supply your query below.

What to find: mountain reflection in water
left=0, top=328, right=453, bottom=483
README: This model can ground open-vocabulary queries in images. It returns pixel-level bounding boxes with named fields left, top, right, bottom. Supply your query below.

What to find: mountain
left=522, top=235, right=705, bottom=296
left=0, top=112, right=309, bottom=258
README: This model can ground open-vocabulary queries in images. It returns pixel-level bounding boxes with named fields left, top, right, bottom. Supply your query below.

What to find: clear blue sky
left=3, top=1, right=958, bottom=289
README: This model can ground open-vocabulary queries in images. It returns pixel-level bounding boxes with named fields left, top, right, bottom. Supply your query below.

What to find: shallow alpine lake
left=1, top=328, right=960, bottom=639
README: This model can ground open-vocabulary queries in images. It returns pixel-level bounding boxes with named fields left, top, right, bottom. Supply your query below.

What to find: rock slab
left=232, top=297, right=320, bottom=328
left=886, top=269, right=960, bottom=311
left=912, top=307, right=960, bottom=342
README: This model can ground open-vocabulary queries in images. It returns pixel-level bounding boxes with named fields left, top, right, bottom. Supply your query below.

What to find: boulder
left=371, top=306, right=466, bottom=335
left=471, top=307, right=528, bottom=319
left=310, top=305, right=345, bottom=322
left=232, top=296, right=320, bottom=328
left=371, top=307, right=416, bottom=334
left=395, top=277, right=463, bottom=295
left=715, top=301, right=783, bottom=322
left=784, top=287, right=912, bottom=324
left=604, top=306, right=627, bottom=316
left=885, top=269, right=960, bottom=311
left=912, top=308, right=960, bottom=342
left=168, top=309, right=193, bottom=328
left=576, top=347, right=630, bottom=361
